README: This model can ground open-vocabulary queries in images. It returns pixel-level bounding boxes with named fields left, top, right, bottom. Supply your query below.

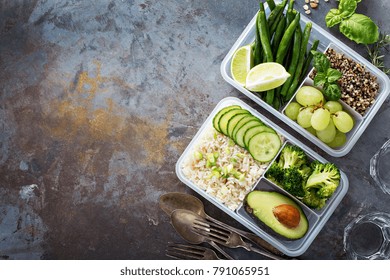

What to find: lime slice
left=245, top=62, right=290, bottom=92
left=230, top=45, right=253, bottom=86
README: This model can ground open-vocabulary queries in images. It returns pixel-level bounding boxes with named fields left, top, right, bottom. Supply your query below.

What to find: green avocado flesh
left=246, top=190, right=309, bottom=239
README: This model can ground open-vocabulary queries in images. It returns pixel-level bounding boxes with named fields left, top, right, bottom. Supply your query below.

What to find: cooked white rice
left=181, top=124, right=268, bottom=210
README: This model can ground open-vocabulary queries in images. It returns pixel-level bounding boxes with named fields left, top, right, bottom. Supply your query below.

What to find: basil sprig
left=311, top=51, right=342, bottom=101
left=325, top=0, right=379, bottom=44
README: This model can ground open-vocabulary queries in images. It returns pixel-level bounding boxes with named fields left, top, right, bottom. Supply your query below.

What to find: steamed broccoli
left=265, top=145, right=340, bottom=210
left=265, top=162, right=284, bottom=184
left=265, top=144, right=310, bottom=198
left=305, top=161, right=340, bottom=199
left=281, top=167, right=306, bottom=198
left=278, top=144, right=308, bottom=169
left=302, top=189, right=327, bottom=209
left=300, top=161, right=340, bottom=209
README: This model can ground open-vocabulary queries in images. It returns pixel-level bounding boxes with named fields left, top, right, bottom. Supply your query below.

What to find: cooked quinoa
left=181, top=124, right=268, bottom=210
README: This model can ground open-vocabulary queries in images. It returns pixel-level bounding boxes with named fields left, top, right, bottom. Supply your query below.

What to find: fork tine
left=195, top=218, right=231, bottom=235
left=191, top=226, right=226, bottom=244
left=166, top=243, right=206, bottom=260
left=193, top=220, right=230, bottom=239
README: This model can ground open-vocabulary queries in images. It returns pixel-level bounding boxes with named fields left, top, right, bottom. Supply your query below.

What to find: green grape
left=306, top=126, right=317, bottom=136
left=316, top=119, right=336, bottom=143
left=295, top=86, right=324, bottom=106
left=324, top=101, right=343, bottom=114
left=332, top=111, right=354, bottom=133
left=328, top=130, right=347, bottom=148
left=311, top=108, right=330, bottom=131
left=297, top=106, right=314, bottom=128
left=285, top=102, right=302, bottom=121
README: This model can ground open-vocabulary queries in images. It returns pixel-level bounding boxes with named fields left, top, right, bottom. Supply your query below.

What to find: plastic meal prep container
left=176, top=97, right=349, bottom=257
left=220, top=4, right=390, bottom=157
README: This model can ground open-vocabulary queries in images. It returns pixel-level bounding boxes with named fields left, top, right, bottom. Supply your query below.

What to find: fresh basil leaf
left=313, top=72, right=327, bottom=87
left=325, top=9, right=343, bottom=27
left=339, top=0, right=357, bottom=19
left=311, top=51, right=330, bottom=73
left=339, top=14, right=379, bottom=44
left=327, top=68, right=343, bottom=83
left=324, top=83, right=342, bottom=101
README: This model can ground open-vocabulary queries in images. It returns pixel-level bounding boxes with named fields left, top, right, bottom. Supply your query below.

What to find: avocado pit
left=272, top=204, right=301, bottom=228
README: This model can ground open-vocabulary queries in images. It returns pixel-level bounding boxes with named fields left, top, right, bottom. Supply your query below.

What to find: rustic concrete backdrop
left=0, top=0, right=389, bottom=259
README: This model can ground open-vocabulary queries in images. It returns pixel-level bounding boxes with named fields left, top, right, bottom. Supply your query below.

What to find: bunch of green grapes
left=285, top=86, right=354, bottom=148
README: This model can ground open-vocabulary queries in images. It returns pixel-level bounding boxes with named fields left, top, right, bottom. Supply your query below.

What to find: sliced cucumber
left=234, top=120, right=262, bottom=147
left=219, top=109, right=250, bottom=136
left=232, top=115, right=260, bottom=139
left=247, top=132, right=281, bottom=162
left=243, top=125, right=275, bottom=148
left=227, top=112, right=251, bottom=138
left=212, top=105, right=241, bottom=132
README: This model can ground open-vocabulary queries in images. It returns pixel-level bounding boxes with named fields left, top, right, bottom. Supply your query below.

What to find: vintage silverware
left=192, top=217, right=284, bottom=260
left=170, top=209, right=233, bottom=260
left=159, top=192, right=284, bottom=256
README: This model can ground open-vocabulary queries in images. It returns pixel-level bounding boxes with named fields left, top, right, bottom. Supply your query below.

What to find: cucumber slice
left=247, top=132, right=281, bottom=162
left=243, top=125, right=276, bottom=148
left=232, top=115, right=260, bottom=139
left=227, top=112, right=251, bottom=138
left=212, top=105, right=241, bottom=132
left=234, top=120, right=262, bottom=147
left=219, top=109, right=250, bottom=136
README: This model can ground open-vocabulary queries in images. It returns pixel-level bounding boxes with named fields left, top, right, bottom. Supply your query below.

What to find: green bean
left=287, top=0, right=295, bottom=15
left=253, top=12, right=263, bottom=65
left=266, top=0, right=276, bottom=11
left=258, top=10, right=273, bottom=63
left=266, top=89, right=274, bottom=106
left=286, top=22, right=313, bottom=100
left=269, top=10, right=283, bottom=38
left=300, top=39, right=320, bottom=80
left=279, top=28, right=302, bottom=97
left=272, top=16, right=286, bottom=57
left=272, top=93, right=281, bottom=109
left=267, top=0, right=287, bottom=28
left=275, top=12, right=300, bottom=65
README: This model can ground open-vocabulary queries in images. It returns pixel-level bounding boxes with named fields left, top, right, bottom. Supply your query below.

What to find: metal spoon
left=159, top=192, right=284, bottom=256
left=170, top=209, right=233, bottom=260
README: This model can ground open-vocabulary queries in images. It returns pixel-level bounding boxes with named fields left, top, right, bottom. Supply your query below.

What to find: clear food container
left=176, top=97, right=349, bottom=257
left=220, top=6, right=390, bottom=157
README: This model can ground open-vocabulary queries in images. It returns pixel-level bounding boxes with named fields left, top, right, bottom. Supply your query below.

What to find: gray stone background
left=0, top=0, right=389, bottom=260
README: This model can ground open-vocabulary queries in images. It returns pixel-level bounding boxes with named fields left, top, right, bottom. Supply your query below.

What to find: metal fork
left=166, top=243, right=228, bottom=260
left=191, top=218, right=285, bottom=260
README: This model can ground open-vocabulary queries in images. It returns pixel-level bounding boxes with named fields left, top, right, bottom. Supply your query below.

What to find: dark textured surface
left=0, top=0, right=389, bottom=260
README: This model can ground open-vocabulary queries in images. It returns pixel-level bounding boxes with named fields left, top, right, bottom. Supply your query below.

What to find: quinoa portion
left=181, top=125, right=268, bottom=211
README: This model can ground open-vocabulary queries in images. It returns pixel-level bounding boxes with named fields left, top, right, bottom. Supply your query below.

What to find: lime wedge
left=230, top=45, right=253, bottom=86
left=245, top=62, right=290, bottom=92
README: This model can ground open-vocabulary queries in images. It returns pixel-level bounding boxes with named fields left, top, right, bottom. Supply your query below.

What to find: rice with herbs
left=181, top=124, right=268, bottom=210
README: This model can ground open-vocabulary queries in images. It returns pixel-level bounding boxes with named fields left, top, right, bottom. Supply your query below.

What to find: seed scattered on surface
left=305, top=9, right=311, bottom=14
left=310, top=2, right=318, bottom=8
left=324, top=0, right=329, bottom=2
left=305, top=0, right=309, bottom=3
left=303, top=4, right=309, bottom=10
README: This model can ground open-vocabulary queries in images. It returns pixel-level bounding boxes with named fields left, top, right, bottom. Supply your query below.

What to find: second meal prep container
left=220, top=5, right=390, bottom=157
left=176, top=97, right=349, bottom=257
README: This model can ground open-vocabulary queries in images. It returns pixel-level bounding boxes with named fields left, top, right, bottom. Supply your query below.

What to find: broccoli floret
left=298, top=165, right=312, bottom=181
left=278, top=144, right=308, bottom=169
left=302, top=189, right=327, bottom=209
left=305, top=161, right=340, bottom=199
left=265, top=162, right=284, bottom=184
left=281, top=168, right=305, bottom=198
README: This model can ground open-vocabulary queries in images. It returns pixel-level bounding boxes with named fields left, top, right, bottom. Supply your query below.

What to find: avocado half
left=246, top=190, right=309, bottom=239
